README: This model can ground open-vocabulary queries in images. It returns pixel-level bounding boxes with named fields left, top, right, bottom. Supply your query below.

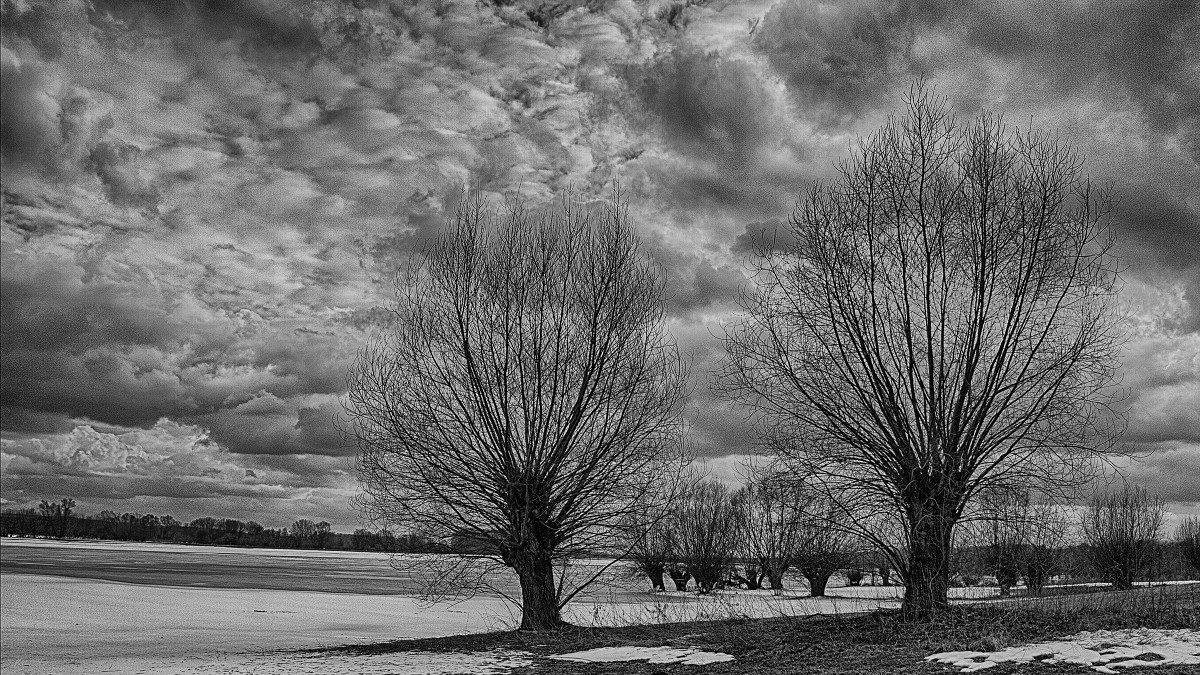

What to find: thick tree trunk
left=645, top=564, right=667, bottom=592
left=767, top=569, right=785, bottom=592
left=1026, top=565, right=1046, bottom=596
left=513, top=554, right=566, bottom=630
left=805, top=573, right=830, bottom=597
left=902, top=514, right=955, bottom=618
left=1109, top=568, right=1135, bottom=591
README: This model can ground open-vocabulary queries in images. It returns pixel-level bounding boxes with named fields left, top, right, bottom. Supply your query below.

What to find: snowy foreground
left=2, top=539, right=1196, bottom=675
left=928, top=628, right=1200, bottom=673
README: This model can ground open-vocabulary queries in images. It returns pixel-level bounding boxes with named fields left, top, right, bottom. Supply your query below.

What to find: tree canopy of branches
left=627, top=514, right=674, bottom=592
left=719, top=84, right=1124, bottom=617
left=792, top=498, right=852, bottom=597
left=1082, top=484, right=1165, bottom=590
left=38, top=498, right=75, bottom=538
left=1177, top=516, right=1200, bottom=576
left=734, top=467, right=814, bottom=593
left=964, top=489, right=1071, bottom=596
left=673, top=479, right=739, bottom=593
left=344, top=191, right=688, bottom=630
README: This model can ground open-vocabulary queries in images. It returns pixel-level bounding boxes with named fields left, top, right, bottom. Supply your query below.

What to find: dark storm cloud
left=196, top=393, right=351, bottom=457
left=752, top=0, right=1199, bottom=146
left=635, top=47, right=780, bottom=170
left=1110, top=188, right=1200, bottom=273
left=950, top=0, right=1200, bottom=156
left=663, top=259, right=745, bottom=316
left=752, top=0, right=930, bottom=127
left=628, top=45, right=811, bottom=217
left=730, top=219, right=792, bottom=256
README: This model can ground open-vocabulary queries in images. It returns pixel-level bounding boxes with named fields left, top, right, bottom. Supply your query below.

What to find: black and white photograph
left=1, top=1, right=1197, bottom=673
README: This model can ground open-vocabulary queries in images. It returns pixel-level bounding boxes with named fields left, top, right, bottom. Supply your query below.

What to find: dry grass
left=317, top=584, right=1199, bottom=674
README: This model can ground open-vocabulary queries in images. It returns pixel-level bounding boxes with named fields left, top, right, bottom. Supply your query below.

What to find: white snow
left=551, top=645, right=735, bottom=665
left=0, top=573, right=520, bottom=675
left=926, top=628, right=1200, bottom=673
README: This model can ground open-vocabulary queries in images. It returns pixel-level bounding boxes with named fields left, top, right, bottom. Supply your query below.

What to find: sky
left=1, top=0, right=1197, bottom=532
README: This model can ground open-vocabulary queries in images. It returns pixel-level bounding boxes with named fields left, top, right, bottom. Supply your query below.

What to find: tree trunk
left=903, top=514, right=955, bottom=618
left=645, top=565, right=666, bottom=592
left=767, top=568, right=785, bottom=594
left=1109, top=568, right=1135, bottom=591
left=805, top=573, right=830, bottom=597
left=513, top=554, right=566, bottom=630
left=742, top=563, right=763, bottom=590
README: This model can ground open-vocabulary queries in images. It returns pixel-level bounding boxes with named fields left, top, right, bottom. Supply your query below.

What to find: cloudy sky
left=2, top=0, right=1197, bottom=531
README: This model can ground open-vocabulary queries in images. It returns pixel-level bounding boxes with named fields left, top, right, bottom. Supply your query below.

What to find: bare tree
left=1021, top=500, right=1072, bottom=595
left=1177, top=516, right=1200, bottom=576
left=673, top=479, right=739, bottom=594
left=734, top=466, right=810, bottom=594
left=719, top=83, right=1124, bottom=617
left=793, top=500, right=852, bottom=597
left=627, top=514, right=674, bottom=592
left=344, top=191, right=688, bottom=630
left=38, top=498, right=75, bottom=539
left=1082, top=484, right=1165, bottom=590
left=976, top=490, right=1027, bottom=596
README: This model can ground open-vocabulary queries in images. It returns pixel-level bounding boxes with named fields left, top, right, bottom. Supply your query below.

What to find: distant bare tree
left=290, top=519, right=332, bottom=548
left=674, top=480, right=738, bottom=594
left=977, top=490, right=1027, bottom=596
left=1021, top=500, right=1072, bottom=595
left=627, top=515, right=674, bottom=592
left=719, top=84, right=1124, bottom=617
left=38, top=498, right=75, bottom=538
left=793, top=500, right=852, bottom=597
left=344, top=190, right=688, bottom=630
left=1177, top=516, right=1200, bottom=576
left=734, top=466, right=811, bottom=594
left=1082, top=484, right=1165, bottom=590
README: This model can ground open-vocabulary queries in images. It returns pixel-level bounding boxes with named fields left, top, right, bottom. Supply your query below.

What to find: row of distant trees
left=0, top=498, right=439, bottom=553
left=958, top=485, right=1198, bottom=593
left=629, top=471, right=861, bottom=597
left=629, top=478, right=1200, bottom=598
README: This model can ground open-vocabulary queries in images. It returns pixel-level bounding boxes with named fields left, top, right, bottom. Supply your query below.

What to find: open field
left=2, top=538, right=1196, bottom=674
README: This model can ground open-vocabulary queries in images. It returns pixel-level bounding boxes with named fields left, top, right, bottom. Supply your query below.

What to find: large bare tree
left=720, top=85, right=1125, bottom=617
left=344, top=191, right=688, bottom=630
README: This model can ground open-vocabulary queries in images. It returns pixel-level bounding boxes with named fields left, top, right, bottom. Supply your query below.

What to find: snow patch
left=926, top=628, right=1200, bottom=673
left=551, top=645, right=735, bottom=665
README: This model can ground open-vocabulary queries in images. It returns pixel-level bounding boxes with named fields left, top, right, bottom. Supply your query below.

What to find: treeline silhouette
left=0, top=498, right=450, bottom=553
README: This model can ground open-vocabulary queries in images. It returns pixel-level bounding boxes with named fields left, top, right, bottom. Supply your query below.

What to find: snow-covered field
left=1, top=538, right=1193, bottom=674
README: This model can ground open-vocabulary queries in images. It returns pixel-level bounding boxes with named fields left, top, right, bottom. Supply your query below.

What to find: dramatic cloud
left=2, top=0, right=1197, bottom=526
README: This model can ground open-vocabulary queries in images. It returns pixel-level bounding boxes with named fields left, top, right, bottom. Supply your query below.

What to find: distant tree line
left=629, top=478, right=1200, bottom=598
left=0, top=498, right=448, bottom=553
